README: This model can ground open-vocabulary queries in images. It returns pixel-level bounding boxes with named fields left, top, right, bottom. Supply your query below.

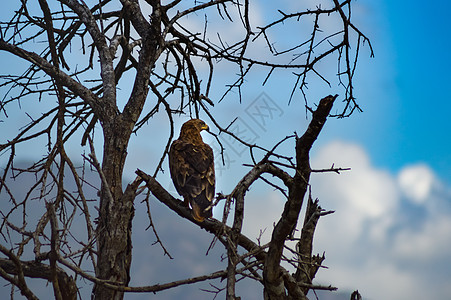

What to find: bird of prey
left=168, top=119, right=215, bottom=222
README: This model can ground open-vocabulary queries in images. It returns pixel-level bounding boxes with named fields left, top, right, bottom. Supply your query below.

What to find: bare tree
left=0, top=0, right=372, bottom=299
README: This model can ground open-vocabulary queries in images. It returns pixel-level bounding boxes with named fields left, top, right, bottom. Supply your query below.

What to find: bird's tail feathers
left=190, top=194, right=212, bottom=222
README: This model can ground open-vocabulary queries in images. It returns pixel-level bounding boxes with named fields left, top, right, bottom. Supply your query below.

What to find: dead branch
left=0, top=0, right=370, bottom=298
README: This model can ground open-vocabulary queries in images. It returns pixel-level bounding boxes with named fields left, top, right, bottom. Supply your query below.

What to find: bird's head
left=179, top=119, right=210, bottom=142
left=182, top=119, right=209, bottom=133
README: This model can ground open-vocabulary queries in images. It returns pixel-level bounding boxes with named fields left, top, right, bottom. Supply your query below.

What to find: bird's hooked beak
left=201, top=124, right=209, bottom=132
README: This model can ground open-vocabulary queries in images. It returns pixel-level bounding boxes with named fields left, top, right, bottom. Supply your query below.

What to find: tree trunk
left=92, top=122, right=134, bottom=300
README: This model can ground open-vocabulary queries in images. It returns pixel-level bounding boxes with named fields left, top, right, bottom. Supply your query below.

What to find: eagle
left=168, top=119, right=215, bottom=222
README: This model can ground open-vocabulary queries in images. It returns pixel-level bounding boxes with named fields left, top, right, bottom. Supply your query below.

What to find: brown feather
left=168, top=119, right=215, bottom=222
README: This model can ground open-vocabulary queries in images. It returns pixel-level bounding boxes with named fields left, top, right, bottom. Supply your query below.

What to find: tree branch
left=263, top=94, right=338, bottom=299
left=60, top=0, right=117, bottom=107
left=0, top=257, right=76, bottom=300
left=135, top=169, right=264, bottom=257
left=0, top=39, right=104, bottom=117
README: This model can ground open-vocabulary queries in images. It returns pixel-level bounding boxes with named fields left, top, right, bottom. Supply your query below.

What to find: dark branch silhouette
left=0, top=0, right=371, bottom=299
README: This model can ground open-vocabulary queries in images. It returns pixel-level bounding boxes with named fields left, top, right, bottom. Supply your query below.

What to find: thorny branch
left=0, top=0, right=368, bottom=299
left=137, top=95, right=340, bottom=299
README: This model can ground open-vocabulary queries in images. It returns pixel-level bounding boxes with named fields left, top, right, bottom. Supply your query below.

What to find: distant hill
left=0, top=162, right=353, bottom=299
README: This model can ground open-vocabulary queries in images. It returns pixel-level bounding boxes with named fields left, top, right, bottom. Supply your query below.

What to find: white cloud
left=323, top=260, right=425, bottom=300
left=242, top=189, right=285, bottom=244
left=311, top=141, right=399, bottom=245
left=398, top=164, right=435, bottom=204
left=297, top=141, right=451, bottom=300
left=393, top=215, right=451, bottom=261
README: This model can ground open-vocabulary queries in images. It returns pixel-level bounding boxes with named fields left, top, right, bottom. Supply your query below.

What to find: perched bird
left=168, top=119, right=215, bottom=222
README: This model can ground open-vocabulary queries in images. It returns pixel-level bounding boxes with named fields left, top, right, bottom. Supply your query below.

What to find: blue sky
left=348, top=0, right=451, bottom=182
left=126, top=1, right=451, bottom=298
left=296, top=1, right=451, bottom=298
left=311, top=1, right=451, bottom=298
left=1, top=1, right=451, bottom=300
left=393, top=1, right=451, bottom=182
